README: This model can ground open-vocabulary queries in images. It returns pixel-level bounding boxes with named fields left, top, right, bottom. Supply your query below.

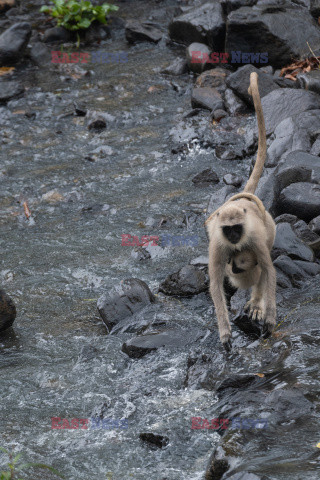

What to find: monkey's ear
left=243, top=208, right=247, bottom=213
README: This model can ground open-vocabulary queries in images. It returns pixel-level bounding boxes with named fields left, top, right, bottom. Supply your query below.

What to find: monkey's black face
left=222, top=224, right=243, bottom=244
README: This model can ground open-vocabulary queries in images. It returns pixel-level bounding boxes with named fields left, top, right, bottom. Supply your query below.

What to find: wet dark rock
left=224, top=88, right=248, bottom=115
left=223, top=173, right=242, bottom=187
left=192, top=168, right=219, bottom=187
left=191, top=87, right=224, bottom=112
left=261, top=90, right=320, bottom=135
left=0, top=289, right=16, bottom=333
left=310, top=136, right=320, bottom=155
left=74, top=102, right=87, bottom=117
left=226, top=4, right=320, bottom=68
left=81, top=203, right=109, bottom=214
left=205, top=446, right=230, bottom=480
left=272, top=223, right=314, bottom=262
left=83, top=23, right=111, bottom=43
left=122, top=328, right=203, bottom=358
left=0, top=80, right=24, bottom=104
left=185, top=354, right=217, bottom=390
left=267, top=110, right=320, bottom=166
left=88, top=118, right=106, bottom=131
left=186, top=43, right=211, bottom=74
left=0, top=22, right=31, bottom=66
left=215, top=144, right=243, bottom=160
left=125, top=20, right=162, bottom=44
left=221, top=0, right=257, bottom=15
left=260, top=65, right=273, bottom=75
left=279, top=182, right=320, bottom=222
left=169, top=2, right=225, bottom=50
left=274, top=151, right=320, bottom=192
left=309, top=215, right=320, bottom=234
left=294, top=260, right=320, bottom=276
left=217, top=375, right=261, bottom=395
left=310, top=0, right=320, bottom=18
left=226, top=65, right=280, bottom=106
left=212, top=109, right=228, bottom=120
left=293, top=219, right=320, bottom=243
left=275, top=214, right=298, bottom=225
left=297, top=69, right=320, bottom=95
left=159, top=265, right=208, bottom=296
left=29, top=42, right=51, bottom=66
left=43, top=26, right=74, bottom=44
left=161, top=57, right=188, bottom=75
left=275, top=268, right=292, bottom=289
left=183, top=108, right=202, bottom=119
left=139, top=432, right=169, bottom=448
left=264, top=388, right=313, bottom=422
left=273, top=255, right=307, bottom=286
left=97, top=278, right=155, bottom=331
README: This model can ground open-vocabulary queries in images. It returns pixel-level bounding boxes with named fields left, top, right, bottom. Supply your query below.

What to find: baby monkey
left=205, top=72, right=277, bottom=351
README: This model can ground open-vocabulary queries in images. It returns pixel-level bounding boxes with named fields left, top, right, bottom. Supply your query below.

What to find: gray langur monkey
left=205, top=72, right=276, bottom=351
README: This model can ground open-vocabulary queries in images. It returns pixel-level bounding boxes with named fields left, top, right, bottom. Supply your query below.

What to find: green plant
left=0, top=447, right=63, bottom=480
left=40, top=0, right=118, bottom=31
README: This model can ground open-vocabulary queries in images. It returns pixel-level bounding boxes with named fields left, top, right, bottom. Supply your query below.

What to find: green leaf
left=0, top=447, right=9, bottom=455
left=78, top=17, right=91, bottom=28
left=12, top=453, right=22, bottom=465
left=40, top=6, right=52, bottom=13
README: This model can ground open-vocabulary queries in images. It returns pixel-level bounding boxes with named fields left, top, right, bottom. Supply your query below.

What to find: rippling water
left=1, top=1, right=320, bottom=479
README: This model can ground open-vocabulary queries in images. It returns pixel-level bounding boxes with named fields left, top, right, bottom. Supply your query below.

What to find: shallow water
left=1, top=1, right=320, bottom=479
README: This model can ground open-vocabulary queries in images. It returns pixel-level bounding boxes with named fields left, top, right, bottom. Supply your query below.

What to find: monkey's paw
left=221, top=334, right=232, bottom=352
left=262, top=320, right=275, bottom=338
left=245, top=301, right=264, bottom=322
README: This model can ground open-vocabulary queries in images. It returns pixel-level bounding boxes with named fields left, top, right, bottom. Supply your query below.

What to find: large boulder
left=159, top=265, right=208, bottom=296
left=267, top=110, right=320, bottom=166
left=261, top=89, right=320, bottom=135
left=0, top=22, right=31, bottom=66
left=125, top=20, right=162, bottom=44
left=97, top=278, right=155, bottom=331
left=226, top=64, right=280, bottom=106
left=122, top=328, right=203, bottom=358
left=191, top=87, right=224, bottom=111
left=169, top=2, right=225, bottom=50
left=226, top=4, right=320, bottom=68
left=272, top=223, right=314, bottom=262
left=278, top=183, right=320, bottom=222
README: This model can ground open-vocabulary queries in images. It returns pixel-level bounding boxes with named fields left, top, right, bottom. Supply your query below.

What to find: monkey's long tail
left=243, top=72, right=267, bottom=194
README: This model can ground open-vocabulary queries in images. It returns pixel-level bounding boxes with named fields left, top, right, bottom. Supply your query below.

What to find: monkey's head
left=218, top=204, right=247, bottom=246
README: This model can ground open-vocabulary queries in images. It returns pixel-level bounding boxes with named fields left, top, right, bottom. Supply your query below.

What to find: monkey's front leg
left=209, top=251, right=232, bottom=351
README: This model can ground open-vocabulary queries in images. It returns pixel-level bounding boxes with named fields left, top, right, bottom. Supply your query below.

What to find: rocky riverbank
left=1, top=0, right=320, bottom=479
